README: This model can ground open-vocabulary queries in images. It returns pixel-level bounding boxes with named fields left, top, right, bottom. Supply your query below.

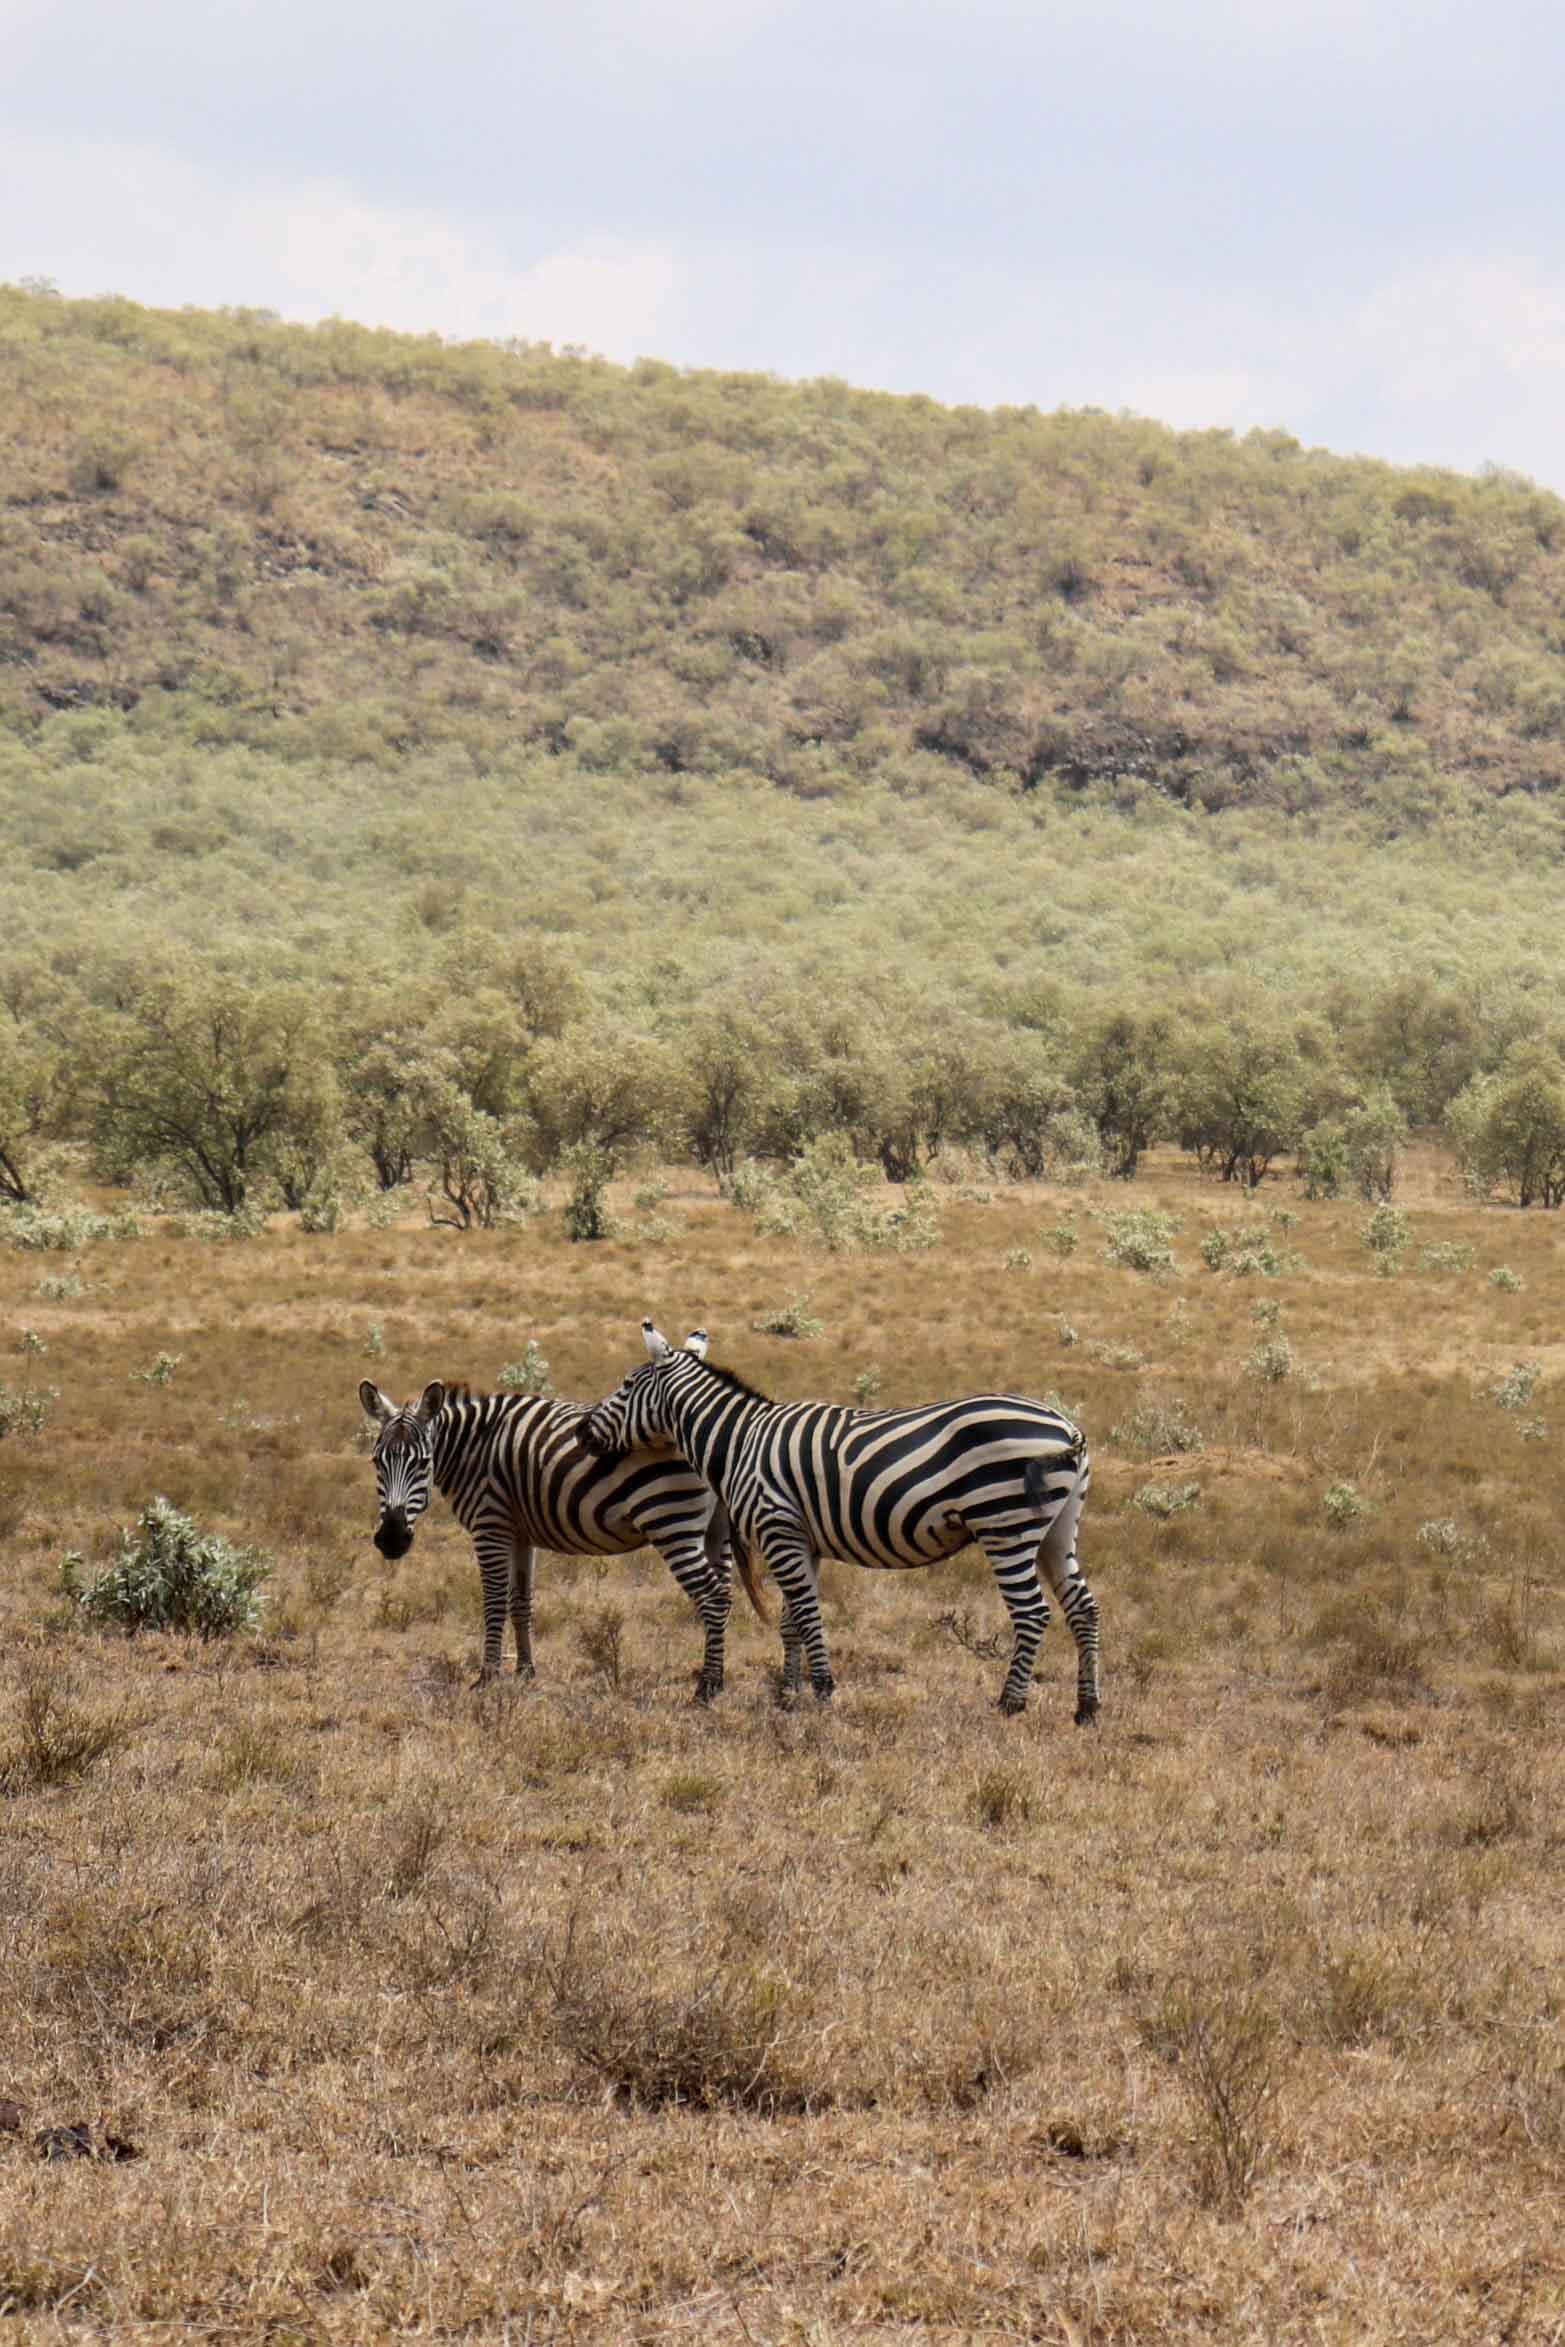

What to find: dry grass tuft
left=0, top=1661, right=145, bottom=1795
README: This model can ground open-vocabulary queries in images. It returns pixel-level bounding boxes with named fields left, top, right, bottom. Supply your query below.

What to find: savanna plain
left=2, top=1151, right=1563, bottom=2343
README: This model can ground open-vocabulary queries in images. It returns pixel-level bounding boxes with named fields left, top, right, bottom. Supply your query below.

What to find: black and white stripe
left=359, top=1377, right=758, bottom=1696
left=578, top=1325, right=1099, bottom=1720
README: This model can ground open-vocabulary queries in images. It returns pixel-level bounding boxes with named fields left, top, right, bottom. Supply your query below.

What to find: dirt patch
left=1143, top=1446, right=1313, bottom=1485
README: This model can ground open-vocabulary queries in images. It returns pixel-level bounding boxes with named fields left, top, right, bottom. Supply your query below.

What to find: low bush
left=61, top=1496, right=272, bottom=1637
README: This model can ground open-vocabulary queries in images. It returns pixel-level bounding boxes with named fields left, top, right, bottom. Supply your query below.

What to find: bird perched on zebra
left=358, top=1376, right=766, bottom=1696
left=578, top=1324, right=1099, bottom=1721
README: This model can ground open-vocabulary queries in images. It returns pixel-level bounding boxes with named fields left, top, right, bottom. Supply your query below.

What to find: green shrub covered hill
left=4, top=277, right=1565, bottom=1214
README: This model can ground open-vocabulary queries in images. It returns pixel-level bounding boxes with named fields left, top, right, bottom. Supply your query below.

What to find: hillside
left=6, top=282, right=1565, bottom=1221
left=6, top=281, right=1565, bottom=821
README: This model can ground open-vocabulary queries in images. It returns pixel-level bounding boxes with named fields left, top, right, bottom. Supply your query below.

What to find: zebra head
left=578, top=1322, right=706, bottom=1458
left=358, top=1379, right=445, bottom=1559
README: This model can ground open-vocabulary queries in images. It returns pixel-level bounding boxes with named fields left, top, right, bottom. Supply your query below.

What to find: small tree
left=524, top=1024, right=677, bottom=1172
left=561, top=1141, right=615, bottom=1242
left=680, top=1011, right=781, bottom=1188
left=1072, top=1007, right=1175, bottom=1180
left=418, top=1079, right=536, bottom=1230
left=1300, top=1087, right=1406, bottom=1202
left=966, top=1037, right=1080, bottom=1181
left=1175, top=1022, right=1310, bottom=1187
left=86, top=972, right=333, bottom=1214
left=1447, top=1059, right=1565, bottom=1208
left=0, top=1018, right=57, bottom=1205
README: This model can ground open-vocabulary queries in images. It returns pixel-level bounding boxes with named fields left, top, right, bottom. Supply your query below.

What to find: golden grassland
left=2, top=1151, right=1564, bottom=2341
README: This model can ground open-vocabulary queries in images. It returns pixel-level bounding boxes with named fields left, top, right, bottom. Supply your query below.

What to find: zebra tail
left=735, top=1540, right=774, bottom=1625
left=1025, top=1434, right=1086, bottom=1509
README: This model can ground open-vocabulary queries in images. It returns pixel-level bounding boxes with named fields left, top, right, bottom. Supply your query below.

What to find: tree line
left=4, top=947, right=1565, bottom=1225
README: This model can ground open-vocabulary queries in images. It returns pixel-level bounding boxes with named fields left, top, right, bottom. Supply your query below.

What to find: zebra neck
left=429, top=1402, right=478, bottom=1495
left=668, top=1369, right=761, bottom=1501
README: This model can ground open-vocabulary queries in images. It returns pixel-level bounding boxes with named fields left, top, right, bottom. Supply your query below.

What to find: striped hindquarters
left=735, top=1394, right=1086, bottom=1567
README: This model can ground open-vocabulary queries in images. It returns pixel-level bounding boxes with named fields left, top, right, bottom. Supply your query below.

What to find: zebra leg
left=509, top=1543, right=537, bottom=1679
left=1041, top=1478, right=1101, bottom=1726
left=765, top=1538, right=833, bottom=1704
left=970, top=1528, right=1051, bottom=1714
left=655, top=1534, right=732, bottom=1702
left=778, top=1600, right=804, bottom=1704
left=472, top=1534, right=513, bottom=1686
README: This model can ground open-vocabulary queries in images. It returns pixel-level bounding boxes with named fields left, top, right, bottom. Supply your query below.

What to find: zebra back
left=433, top=1385, right=716, bottom=1559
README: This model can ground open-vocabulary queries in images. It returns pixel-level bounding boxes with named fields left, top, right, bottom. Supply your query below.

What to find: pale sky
left=6, top=0, right=1565, bottom=486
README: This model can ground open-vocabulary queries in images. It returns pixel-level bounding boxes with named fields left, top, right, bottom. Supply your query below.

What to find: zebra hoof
left=997, top=1690, right=1028, bottom=1716
left=812, top=1677, right=835, bottom=1705
left=470, top=1667, right=501, bottom=1692
left=693, top=1675, right=721, bottom=1705
left=1074, top=1701, right=1101, bottom=1728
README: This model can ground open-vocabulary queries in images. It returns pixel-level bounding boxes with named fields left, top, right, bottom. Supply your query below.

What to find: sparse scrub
left=1102, top=1207, right=1179, bottom=1274
left=753, top=1290, right=824, bottom=1338
left=1111, top=1393, right=1203, bottom=1454
left=61, top=1496, right=271, bottom=1636
left=497, top=1340, right=554, bottom=1395
left=0, top=1663, right=146, bottom=1794
left=549, top=1949, right=815, bottom=2114
left=1362, top=1203, right=1411, bottom=1261
left=0, top=1380, right=57, bottom=1439
left=574, top=1603, right=627, bottom=1691
left=0, top=1126, right=1560, bottom=2335
left=1244, top=1336, right=1295, bottom=1385
left=1490, top=1360, right=1541, bottom=1412
left=1143, top=1974, right=1282, bottom=2212
left=970, top=1765, right=1032, bottom=1831
left=1132, top=1479, right=1202, bottom=1518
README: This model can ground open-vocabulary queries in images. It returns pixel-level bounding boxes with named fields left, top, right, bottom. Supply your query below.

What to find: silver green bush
left=61, top=1496, right=272, bottom=1637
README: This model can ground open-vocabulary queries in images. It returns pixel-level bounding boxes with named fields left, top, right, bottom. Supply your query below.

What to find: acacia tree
left=523, top=1023, right=679, bottom=1172
left=87, top=972, right=337, bottom=1212
left=1175, top=1021, right=1311, bottom=1187
left=966, top=1036, right=1081, bottom=1180
left=678, top=1010, right=782, bottom=1188
left=1072, top=1006, right=1176, bottom=1180
left=0, top=1018, right=57, bottom=1203
left=860, top=1022, right=992, bottom=1184
left=1447, top=1057, right=1565, bottom=1207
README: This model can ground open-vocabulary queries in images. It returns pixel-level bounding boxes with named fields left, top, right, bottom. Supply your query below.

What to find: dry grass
left=2, top=1152, right=1564, bottom=2339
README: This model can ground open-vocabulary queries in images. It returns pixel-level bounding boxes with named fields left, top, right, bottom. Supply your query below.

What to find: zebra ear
left=642, top=1321, right=672, bottom=1362
left=416, top=1380, right=446, bottom=1421
left=684, top=1329, right=709, bottom=1359
left=359, top=1381, right=395, bottom=1424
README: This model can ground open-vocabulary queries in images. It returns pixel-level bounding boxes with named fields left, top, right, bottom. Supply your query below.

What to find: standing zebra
left=579, top=1324, right=1099, bottom=1720
left=358, top=1377, right=765, bottom=1696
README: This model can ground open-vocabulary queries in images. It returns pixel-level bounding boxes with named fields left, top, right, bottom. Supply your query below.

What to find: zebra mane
left=445, top=1383, right=553, bottom=1410
left=695, top=1357, right=773, bottom=1406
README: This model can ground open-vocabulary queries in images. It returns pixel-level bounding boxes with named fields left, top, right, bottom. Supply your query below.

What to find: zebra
left=358, top=1376, right=766, bottom=1697
left=578, top=1324, right=1099, bottom=1721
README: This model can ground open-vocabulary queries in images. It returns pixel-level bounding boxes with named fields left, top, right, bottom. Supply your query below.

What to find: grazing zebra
left=358, top=1377, right=764, bottom=1696
left=579, top=1324, right=1099, bottom=1721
